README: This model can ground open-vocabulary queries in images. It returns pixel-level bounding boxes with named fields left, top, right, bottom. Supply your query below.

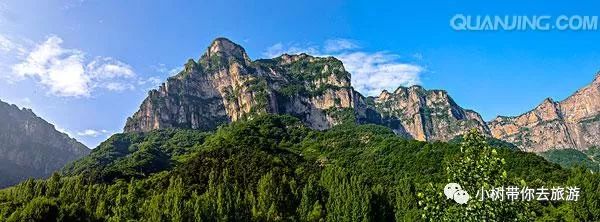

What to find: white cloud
left=55, top=126, right=73, bottom=137
left=153, top=63, right=182, bottom=77
left=167, top=67, right=182, bottom=76
left=11, top=35, right=137, bottom=97
left=263, top=42, right=320, bottom=58
left=262, top=39, right=424, bottom=96
left=0, top=35, right=14, bottom=52
left=104, top=82, right=134, bottom=91
left=324, top=39, right=359, bottom=52
left=77, top=129, right=110, bottom=137
left=336, top=52, right=422, bottom=96
left=0, top=34, right=26, bottom=56
left=87, top=57, right=135, bottom=79
left=137, top=76, right=161, bottom=87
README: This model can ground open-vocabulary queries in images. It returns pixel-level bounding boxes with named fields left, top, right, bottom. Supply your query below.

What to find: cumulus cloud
left=263, top=42, right=320, bottom=58
left=55, top=126, right=73, bottom=137
left=324, top=39, right=359, bottom=52
left=140, top=63, right=183, bottom=90
left=0, top=35, right=15, bottom=52
left=137, top=76, right=162, bottom=87
left=336, top=52, right=423, bottom=96
left=77, top=129, right=110, bottom=137
left=262, top=39, right=424, bottom=96
left=153, top=63, right=182, bottom=77
left=11, top=35, right=137, bottom=97
left=0, top=34, right=27, bottom=63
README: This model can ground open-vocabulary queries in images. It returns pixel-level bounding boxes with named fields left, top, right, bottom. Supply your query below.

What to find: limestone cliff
left=127, top=38, right=600, bottom=152
left=489, top=73, right=600, bottom=152
left=370, top=86, right=490, bottom=141
left=124, top=38, right=360, bottom=132
left=125, top=38, right=490, bottom=143
left=0, top=100, right=89, bottom=187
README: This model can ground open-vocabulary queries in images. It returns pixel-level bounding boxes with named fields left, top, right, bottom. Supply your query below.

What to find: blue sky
left=1, top=0, right=600, bottom=148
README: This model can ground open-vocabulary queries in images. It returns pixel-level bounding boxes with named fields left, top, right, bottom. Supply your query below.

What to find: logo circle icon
left=444, top=183, right=470, bottom=204
left=453, top=190, right=470, bottom=204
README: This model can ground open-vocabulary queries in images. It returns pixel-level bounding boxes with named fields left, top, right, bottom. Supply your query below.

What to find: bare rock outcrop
left=489, top=73, right=600, bottom=152
left=124, top=38, right=600, bottom=152
left=370, top=86, right=490, bottom=141
left=0, top=100, right=89, bottom=187
left=124, top=38, right=359, bottom=132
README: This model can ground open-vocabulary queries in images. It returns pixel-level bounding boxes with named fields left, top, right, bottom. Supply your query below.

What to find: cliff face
left=125, top=38, right=600, bottom=152
left=124, top=38, right=359, bottom=132
left=124, top=38, right=487, bottom=143
left=370, top=86, right=490, bottom=141
left=0, top=100, right=89, bottom=187
left=489, top=74, right=600, bottom=152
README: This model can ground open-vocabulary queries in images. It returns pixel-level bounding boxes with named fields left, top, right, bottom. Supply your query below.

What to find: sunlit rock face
left=370, top=86, right=490, bottom=141
left=125, top=38, right=600, bottom=153
left=489, top=73, right=600, bottom=152
left=124, top=38, right=360, bottom=133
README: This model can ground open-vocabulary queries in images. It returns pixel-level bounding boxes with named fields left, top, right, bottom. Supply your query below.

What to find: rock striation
left=0, top=100, right=89, bottom=187
left=124, top=38, right=600, bottom=152
left=488, top=73, right=600, bottom=152
left=370, top=86, right=490, bottom=141
left=124, top=38, right=361, bottom=132
left=124, top=38, right=488, bottom=142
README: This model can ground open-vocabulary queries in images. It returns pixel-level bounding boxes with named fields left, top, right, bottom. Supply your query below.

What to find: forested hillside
left=540, top=147, right=600, bottom=172
left=0, top=114, right=598, bottom=221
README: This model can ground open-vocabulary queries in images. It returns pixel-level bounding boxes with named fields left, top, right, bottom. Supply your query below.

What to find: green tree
left=322, top=167, right=371, bottom=222
left=9, top=197, right=59, bottom=222
left=420, top=130, right=531, bottom=221
left=297, top=177, right=324, bottom=222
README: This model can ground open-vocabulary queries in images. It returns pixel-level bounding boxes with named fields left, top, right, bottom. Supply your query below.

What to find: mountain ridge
left=124, top=37, right=600, bottom=152
left=0, top=99, right=90, bottom=187
left=488, top=73, right=600, bottom=152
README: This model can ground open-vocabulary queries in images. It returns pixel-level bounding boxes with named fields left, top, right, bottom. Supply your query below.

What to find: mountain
left=0, top=100, right=89, bottom=187
left=124, top=38, right=485, bottom=143
left=48, top=115, right=578, bottom=221
left=5, top=38, right=600, bottom=221
left=124, top=38, right=362, bottom=132
left=124, top=38, right=600, bottom=153
left=370, top=86, right=490, bottom=141
left=488, top=73, right=600, bottom=152
left=539, top=147, right=600, bottom=172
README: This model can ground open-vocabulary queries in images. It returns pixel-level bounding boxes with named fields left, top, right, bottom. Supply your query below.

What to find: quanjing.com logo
left=450, top=14, right=598, bottom=31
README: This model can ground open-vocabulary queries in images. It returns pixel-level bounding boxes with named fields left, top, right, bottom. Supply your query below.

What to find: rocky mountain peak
left=489, top=72, right=600, bottom=152
left=542, top=97, right=555, bottom=104
left=277, top=53, right=317, bottom=64
left=203, top=37, right=250, bottom=62
left=372, top=85, right=490, bottom=141
left=125, top=38, right=362, bottom=133
left=593, top=71, right=600, bottom=84
left=378, top=90, right=392, bottom=100
left=123, top=37, right=600, bottom=153
left=408, top=85, right=424, bottom=90
left=0, top=100, right=89, bottom=187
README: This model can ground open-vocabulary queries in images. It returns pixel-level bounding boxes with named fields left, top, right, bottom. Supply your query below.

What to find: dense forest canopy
left=1, top=115, right=599, bottom=221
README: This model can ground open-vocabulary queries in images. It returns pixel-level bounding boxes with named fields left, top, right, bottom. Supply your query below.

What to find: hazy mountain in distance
left=0, top=100, right=90, bottom=187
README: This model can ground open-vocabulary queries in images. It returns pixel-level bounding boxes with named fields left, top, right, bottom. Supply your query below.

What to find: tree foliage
left=0, top=115, right=597, bottom=221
